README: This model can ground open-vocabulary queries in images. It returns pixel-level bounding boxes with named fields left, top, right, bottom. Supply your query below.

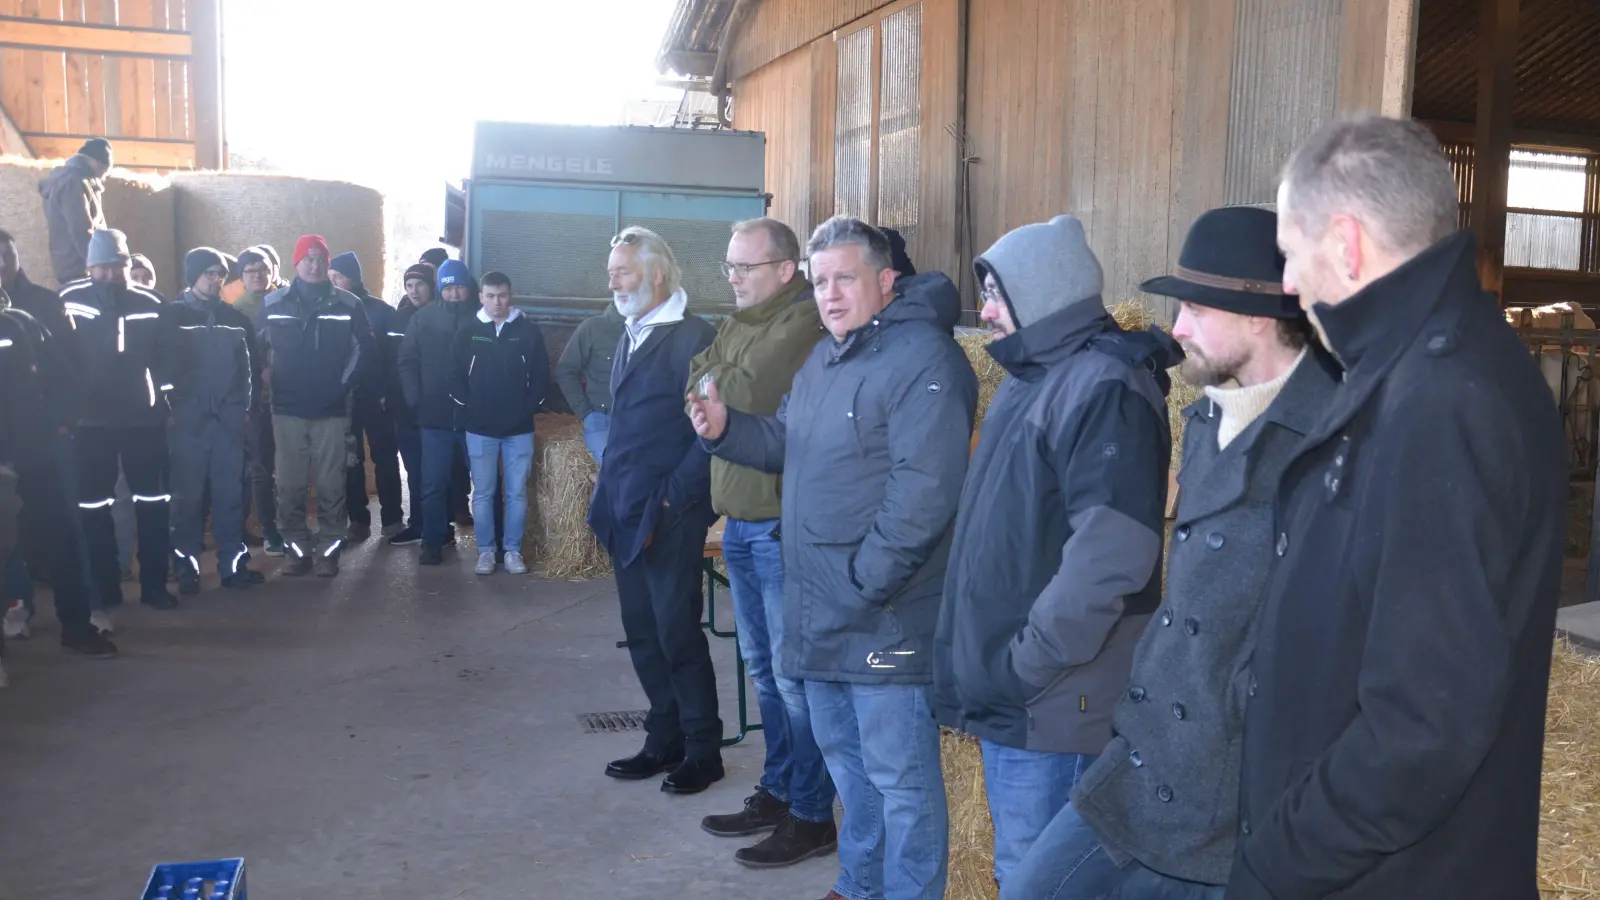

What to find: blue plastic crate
left=140, top=857, right=246, bottom=900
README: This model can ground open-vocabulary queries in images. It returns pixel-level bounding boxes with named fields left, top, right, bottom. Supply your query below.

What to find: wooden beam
left=662, top=49, right=718, bottom=77
left=0, top=98, right=31, bottom=155
left=189, top=0, right=222, bottom=168
left=1423, top=119, right=1600, bottom=155
left=0, top=15, right=191, bottom=58
left=23, top=133, right=193, bottom=167
left=1472, top=0, right=1518, bottom=297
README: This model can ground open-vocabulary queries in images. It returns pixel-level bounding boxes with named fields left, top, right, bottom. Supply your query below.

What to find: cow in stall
left=1507, top=302, right=1596, bottom=468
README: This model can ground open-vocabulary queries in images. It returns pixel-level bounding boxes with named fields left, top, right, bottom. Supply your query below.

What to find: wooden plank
left=116, top=0, right=154, bottom=139
left=1472, top=0, right=1519, bottom=297
left=917, top=0, right=960, bottom=279
left=24, top=133, right=192, bottom=166
left=0, top=96, right=31, bottom=155
left=867, top=19, right=881, bottom=224
left=1165, top=0, right=1238, bottom=323
left=61, top=0, right=92, bottom=134
left=0, top=16, right=193, bottom=57
left=1337, top=0, right=1418, bottom=116
left=148, top=0, right=171, bottom=138
left=808, top=31, right=837, bottom=231
left=188, top=0, right=219, bottom=166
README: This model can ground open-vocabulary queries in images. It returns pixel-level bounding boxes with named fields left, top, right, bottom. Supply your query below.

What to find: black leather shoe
left=661, top=756, right=724, bottom=795
left=702, top=786, right=789, bottom=837
left=735, top=814, right=838, bottom=868
left=140, top=590, right=181, bottom=610
left=605, top=747, right=684, bottom=781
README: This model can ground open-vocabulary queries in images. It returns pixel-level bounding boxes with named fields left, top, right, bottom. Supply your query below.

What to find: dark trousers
left=613, top=517, right=722, bottom=759
left=243, top=409, right=278, bottom=539
left=170, top=418, right=247, bottom=576
left=397, top=421, right=422, bottom=529
left=346, top=403, right=403, bottom=528
left=76, top=425, right=169, bottom=604
left=420, top=428, right=466, bottom=547
left=14, top=449, right=93, bottom=637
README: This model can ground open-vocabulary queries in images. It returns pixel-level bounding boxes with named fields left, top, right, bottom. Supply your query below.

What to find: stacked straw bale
left=171, top=172, right=387, bottom=296
left=0, top=157, right=54, bottom=284
left=103, top=171, right=178, bottom=290
left=527, top=414, right=610, bottom=580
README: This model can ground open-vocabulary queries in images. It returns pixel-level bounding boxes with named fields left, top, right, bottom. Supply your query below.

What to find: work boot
left=141, top=589, right=180, bottom=610
left=734, top=814, right=838, bottom=869
left=419, top=543, right=443, bottom=566
left=282, top=550, right=314, bottom=577
left=178, top=565, right=200, bottom=596
left=388, top=525, right=423, bottom=547
left=222, top=566, right=264, bottom=589
left=314, top=549, right=341, bottom=578
left=61, top=628, right=119, bottom=659
left=263, top=533, right=287, bottom=557
left=347, top=522, right=371, bottom=543
left=702, top=786, right=789, bottom=837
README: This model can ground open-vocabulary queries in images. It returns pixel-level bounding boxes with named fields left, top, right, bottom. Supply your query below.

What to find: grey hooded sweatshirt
left=38, top=154, right=107, bottom=285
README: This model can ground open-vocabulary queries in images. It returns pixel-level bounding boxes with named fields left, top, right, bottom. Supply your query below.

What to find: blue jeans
left=1001, top=804, right=1226, bottom=900
left=420, top=428, right=467, bottom=547
left=982, top=741, right=1096, bottom=887
left=807, top=680, right=947, bottom=900
left=582, top=411, right=610, bottom=463
left=465, top=432, right=533, bottom=553
left=724, top=518, right=835, bottom=822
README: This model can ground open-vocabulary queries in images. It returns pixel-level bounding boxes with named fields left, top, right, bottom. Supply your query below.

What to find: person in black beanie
left=419, top=248, right=451, bottom=271
left=39, top=137, right=112, bottom=284
left=167, top=247, right=264, bottom=594
left=880, top=227, right=917, bottom=277
left=328, top=251, right=403, bottom=540
left=386, top=261, right=436, bottom=546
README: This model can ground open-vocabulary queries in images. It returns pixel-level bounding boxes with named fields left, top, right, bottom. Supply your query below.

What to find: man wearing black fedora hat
left=1003, top=206, right=1339, bottom=900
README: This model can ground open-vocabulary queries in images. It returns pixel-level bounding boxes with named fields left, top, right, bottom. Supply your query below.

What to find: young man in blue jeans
left=450, top=271, right=548, bottom=575
left=689, top=218, right=835, bottom=869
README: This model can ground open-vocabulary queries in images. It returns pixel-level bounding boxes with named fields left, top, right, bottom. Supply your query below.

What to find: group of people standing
left=588, top=114, right=1565, bottom=900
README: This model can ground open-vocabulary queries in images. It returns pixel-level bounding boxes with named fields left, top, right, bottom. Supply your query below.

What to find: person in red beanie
left=252, top=234, right=375, bottom=577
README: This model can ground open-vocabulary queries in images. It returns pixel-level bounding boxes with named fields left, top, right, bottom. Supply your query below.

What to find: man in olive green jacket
left=689, top=218, right=836, bottom=869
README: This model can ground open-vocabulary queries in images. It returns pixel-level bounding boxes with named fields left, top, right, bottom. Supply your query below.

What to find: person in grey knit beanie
left=973, top=214, right=1103, bottom=329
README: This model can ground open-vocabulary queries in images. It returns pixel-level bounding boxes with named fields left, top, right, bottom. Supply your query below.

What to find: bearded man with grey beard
left=588, top=226, right=725, bottom=795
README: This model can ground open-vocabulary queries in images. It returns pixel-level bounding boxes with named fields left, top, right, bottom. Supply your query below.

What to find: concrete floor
left=0, top=529, right=836, bottom=899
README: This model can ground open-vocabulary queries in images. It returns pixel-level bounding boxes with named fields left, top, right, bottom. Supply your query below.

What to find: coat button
left=1128, top=686, right=1146, bottom=703
left=1161, top=609, right=1173, bottom=627
left=1249, top=677, right=1258, bottom=698
left=1172, top=702, right=1185, bottom=720
left=846, top=411, right=854, bottom=419
left=1176, top=525, right=1190, bottom=542
left=1241, top=819, right=1251, bottom=835
left=1184, top=617, right=1199, bottom=636
left=1157, top=785, right=1173, bottom=802
left=1276, top=533, right=1288, bottom=556
left=1206, top=532, right=1224, bottom=550
left=1130, top=749, right=1143, bottom=768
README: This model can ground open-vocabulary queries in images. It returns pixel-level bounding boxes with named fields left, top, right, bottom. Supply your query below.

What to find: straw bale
left=528, top=413, right=611, bottom=580
left=103, top=171, right=177, bottom=291
left=171, top=171, right=387, bottom=296
left=942, top=728, right=999, bottom=900
left=0, top=156, right=54, bottom=284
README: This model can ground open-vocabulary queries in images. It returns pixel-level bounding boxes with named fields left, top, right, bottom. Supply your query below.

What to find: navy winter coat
left=57, top=278, right=178, bottom=428
left=450, top=309, right=550, bottom=438
left=256, top=280, right=372, bottom=420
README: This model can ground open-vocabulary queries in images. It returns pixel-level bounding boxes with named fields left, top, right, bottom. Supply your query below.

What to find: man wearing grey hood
left=934, top=215, right=1180, bottom=888
left=38, top=138, right=112, bottom=285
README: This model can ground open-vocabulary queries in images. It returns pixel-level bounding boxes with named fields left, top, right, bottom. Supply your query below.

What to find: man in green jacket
left=556, top=303, right=625, bottom=462
left=690, top=218, right=836, bottom=869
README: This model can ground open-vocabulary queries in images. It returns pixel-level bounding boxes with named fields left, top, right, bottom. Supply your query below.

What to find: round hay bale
left=103, top=171, right=177, bottom=292
left=0, top=156, right=57, bottom=286
left=527, top=413, right=611, bottom=580
left=170, top=172, right=387, bottom=296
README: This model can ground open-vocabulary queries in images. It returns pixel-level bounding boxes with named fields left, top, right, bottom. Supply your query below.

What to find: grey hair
left=1273, top=114, right=1465, bottom=256
left=1279, top=114, right=1459, bottom=256
left=732, top=217, right=802, bottom=262
left=616, top=225, right=683, bottom=295
left=806, top=216, right=893, bottom=272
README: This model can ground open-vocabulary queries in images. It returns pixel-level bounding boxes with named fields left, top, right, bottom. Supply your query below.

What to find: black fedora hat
left=1141, top=206, right=1300, bottom=319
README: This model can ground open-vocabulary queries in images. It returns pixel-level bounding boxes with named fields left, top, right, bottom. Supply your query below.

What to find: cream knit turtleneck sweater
left=1201, top=348, right=1308, bottom=449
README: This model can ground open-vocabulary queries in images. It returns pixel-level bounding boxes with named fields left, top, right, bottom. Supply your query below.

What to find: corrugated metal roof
left=657, top=0, right=736, bottom=74
left=1413, top=0, right=1600, bottom=134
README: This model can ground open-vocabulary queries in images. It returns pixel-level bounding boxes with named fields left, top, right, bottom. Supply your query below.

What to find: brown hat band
left=1175, top=265, right=1284, bottom=295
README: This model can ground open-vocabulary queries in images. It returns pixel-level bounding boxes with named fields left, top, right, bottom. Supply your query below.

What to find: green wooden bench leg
left=703, top=559, right=762, bottom=747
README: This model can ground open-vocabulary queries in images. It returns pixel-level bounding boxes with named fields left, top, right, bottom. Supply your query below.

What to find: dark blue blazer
left=587, top=313, right=718, bottom=567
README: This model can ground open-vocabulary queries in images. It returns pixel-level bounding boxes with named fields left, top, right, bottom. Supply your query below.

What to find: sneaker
left=263, top=533, right=287, bottom=558
left=178, top=566, right=201, bottom=596
left=314, top=550, right=340, bottom=578
left=387, top=525, right=423, bottom=547
left=504, top=551, right=528, bottom=575
left=348, top=522, right=372, bottom=543
left=733, top=814, right=839, bottom=869
left=61, top=629, right=119, bottom=659
left=141, top=590, right=181, bottom=611
left=89, top=610, right=115, bottom=635
left=282, top=555, right=314, bottom=577
left=475, top=551, right=496, bottom=576
left=3, top=601, right=30, bottom=640
left=702, top=786, right=790, bottom=838
left=381, top=522, right=406, bottom=537
left=419, top=544, right=443, bottom=566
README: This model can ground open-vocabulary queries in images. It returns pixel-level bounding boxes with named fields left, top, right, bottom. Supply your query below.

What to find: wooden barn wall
left=965, top=0, right=1180, bottom=313
left=0, top=0, right=194, bottom=146
left=729, top=0, right=883, bottom=81
left=732, top=45, right=816, bottom=238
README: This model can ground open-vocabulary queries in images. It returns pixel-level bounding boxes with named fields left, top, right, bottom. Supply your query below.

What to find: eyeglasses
left=980, top=284, right=1005, bottom=305
left=202, top=267, right=228, bottom=279
left=610, top=232, right=640, bottom=248
left=720, top=260, right=787, bottom=279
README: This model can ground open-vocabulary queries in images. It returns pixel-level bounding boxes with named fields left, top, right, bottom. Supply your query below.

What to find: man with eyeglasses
left=168, top=248, right=264, bottom=594
left=590, top=226, right=724, bottom=795
left=691, top=218, right=837, bottom=868
left=234, top=246, right=286, bottom=557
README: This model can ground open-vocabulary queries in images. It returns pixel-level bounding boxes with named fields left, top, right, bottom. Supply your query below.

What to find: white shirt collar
left=626, top=289, right=688, bottom=351
left=476, top=306, right=521, bottom=333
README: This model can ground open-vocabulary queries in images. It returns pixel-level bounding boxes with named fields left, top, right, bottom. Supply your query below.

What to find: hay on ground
left=942, top=728, right=999, bottom=900
left=528, top=413, right=610, bottom=580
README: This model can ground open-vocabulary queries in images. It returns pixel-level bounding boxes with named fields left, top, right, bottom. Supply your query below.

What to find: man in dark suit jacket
left=587, top=226, right=723, bottom=796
